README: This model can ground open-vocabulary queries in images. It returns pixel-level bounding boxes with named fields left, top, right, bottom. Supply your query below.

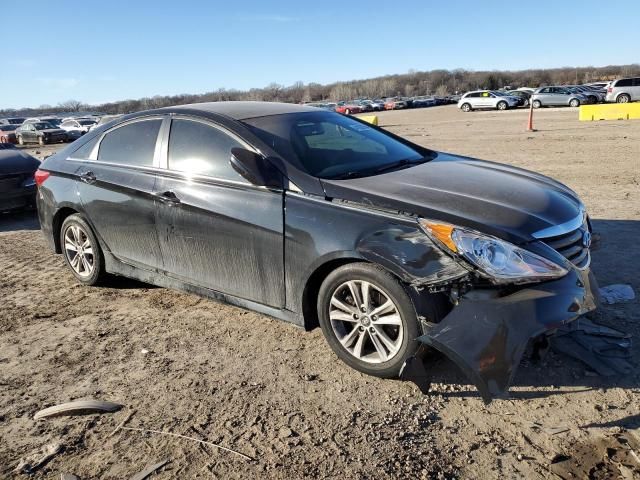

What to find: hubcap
left=329, top=280, right=403, bottom=364
left=64, top=224, right=94, bottom=277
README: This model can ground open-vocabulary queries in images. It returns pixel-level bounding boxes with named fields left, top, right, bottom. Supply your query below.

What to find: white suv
left=458, top=90, right=520, bottom=112
left=605, top=77, right=640, bottom=103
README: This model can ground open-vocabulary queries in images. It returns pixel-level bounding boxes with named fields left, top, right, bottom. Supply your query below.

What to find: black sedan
left=35, top=102, right=598, bottom=402
left=15, top=122, right=67, bottom=145
left=0, top=144, right=39, bottom=211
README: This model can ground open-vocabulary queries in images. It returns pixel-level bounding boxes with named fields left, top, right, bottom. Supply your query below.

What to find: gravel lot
left=1, top=105, right=639, bottom=479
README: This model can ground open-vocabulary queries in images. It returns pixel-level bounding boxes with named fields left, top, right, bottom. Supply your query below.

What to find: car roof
left=160, top=101, right=320, bottom=120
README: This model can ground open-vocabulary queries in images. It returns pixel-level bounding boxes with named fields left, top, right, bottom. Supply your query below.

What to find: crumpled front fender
left=416, top=267, right=599, bottom=403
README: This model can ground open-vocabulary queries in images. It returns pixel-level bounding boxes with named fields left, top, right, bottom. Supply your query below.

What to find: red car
left=0, top=125, right=18, bottom=144
left=335, top=103, right=362, bottom=115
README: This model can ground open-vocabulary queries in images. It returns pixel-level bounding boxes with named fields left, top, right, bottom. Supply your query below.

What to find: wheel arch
left=52, top=206, right=82, bottom=253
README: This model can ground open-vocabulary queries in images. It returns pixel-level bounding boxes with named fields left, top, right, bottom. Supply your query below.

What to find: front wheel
left=532, top=100, right=542, bottom=108
left=344, top=108, right=351, bottom=115
left=60, top=214, right=105, bottom=285
left=17, top=135, right=24, bottom=145
left=461, top=103, right=471, bottom=112
left=318, top=263, right=424, bottom=378
left=38, top=136, right=45, bottom=146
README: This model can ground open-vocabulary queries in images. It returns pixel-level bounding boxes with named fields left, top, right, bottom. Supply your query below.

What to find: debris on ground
left=529, top=422, right=570, bottom=435
left=13, top=442, right=63, bottom=474
left=599, top=284, right=636, bottom=304
left=34, top=400, right=123, bottom=420
left=551, top=317, right=633, bottom=376
left=129, top=459, right=170, bottom=480
left=60, top=474, right=79, bottom=480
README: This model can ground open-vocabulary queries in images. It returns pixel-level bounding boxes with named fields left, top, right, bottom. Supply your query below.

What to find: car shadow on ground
left=0, top=209, right=40, bottom=232
left=418, top=219, right=640, bottom=403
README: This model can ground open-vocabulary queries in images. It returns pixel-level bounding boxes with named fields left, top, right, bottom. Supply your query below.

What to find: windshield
left=243, top=111, right=431, bottom=179
left=44, top=119, right=61, bottom=126
left=78, top=120, right=96, bottom=126
left=33, top=122, right=54, bottom=130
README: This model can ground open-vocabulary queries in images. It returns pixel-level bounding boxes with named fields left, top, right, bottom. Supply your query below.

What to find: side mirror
left=230, top=148, right=282, bottom=189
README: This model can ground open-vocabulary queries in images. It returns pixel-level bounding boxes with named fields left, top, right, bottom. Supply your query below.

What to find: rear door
left=154, top=116, right=285, bottom=307
left=75, top=117, right=165, bottom=270
left=631, top=78, right=640, bottom=101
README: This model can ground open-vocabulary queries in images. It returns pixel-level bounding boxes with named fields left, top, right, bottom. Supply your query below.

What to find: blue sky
left=2, top=0, right=638, bottom=109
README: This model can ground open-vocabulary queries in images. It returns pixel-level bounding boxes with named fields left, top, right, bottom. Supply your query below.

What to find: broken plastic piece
left=598, top=284, right=635, bottom=305
left=129, top=459, right=170, bottom=480
left=34, top=399, right=123, bottom=420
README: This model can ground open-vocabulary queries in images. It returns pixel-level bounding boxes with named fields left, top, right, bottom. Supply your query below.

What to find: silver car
left=605, top=77, right=640, bottom=103
left=531, top=87, right=588, bottom=108
left=458, top=90, right=519, bottom=112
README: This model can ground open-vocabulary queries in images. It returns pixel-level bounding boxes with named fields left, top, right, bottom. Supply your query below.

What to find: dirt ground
left=1, top=106, right=639, bottom=479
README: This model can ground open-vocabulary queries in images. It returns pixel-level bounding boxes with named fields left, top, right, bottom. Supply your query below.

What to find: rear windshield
left=242, top=111, right=432, bottom=179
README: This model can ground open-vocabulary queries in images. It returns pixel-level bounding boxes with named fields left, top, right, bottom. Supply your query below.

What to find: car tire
left=523, top=99, right=529, bottom=107
left=532, top=100, right=542, bottom=109
left=17, top=135, right=24, bottom=145
left=569, top=99, right=580, bottom=108
left=0, top=136, right=5, bottom=143
left=318, top=262, right=434, bottom=379
left=461, top=103, right=471, bottom=112
left=60, top=214, right=105, bottom=286
left=344, top=109, right=351, bottom=115
left=617, top=94, right=630, bottom=104
left=497, top=101, right=508, bottom=111
left=38, top=136, right=45, bottom=146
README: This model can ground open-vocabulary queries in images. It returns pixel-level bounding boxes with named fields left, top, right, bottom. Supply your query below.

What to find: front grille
left=541, top=223, right=590, bottom=269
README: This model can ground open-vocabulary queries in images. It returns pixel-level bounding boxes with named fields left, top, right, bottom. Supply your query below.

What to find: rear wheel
left=60, top=214, right=105, bottom=285
left=617, top=94, right=630, bottom=104
left=318, top=263, right=433, bottom=378
left=532, top=100, right=542, bottom=108
left=461, top=103, right=471, bottom=112
left=497, top=101, right=508, bottom=111
left=569, top=98, right=580, bottom=107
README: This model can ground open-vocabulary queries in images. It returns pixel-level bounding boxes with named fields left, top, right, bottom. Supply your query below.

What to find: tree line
left=3, top=63, right=639, bottom=117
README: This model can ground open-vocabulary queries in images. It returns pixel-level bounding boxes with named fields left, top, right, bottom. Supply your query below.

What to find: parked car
left=0, top=117, right=26, bottom=125
left=60, top=118, right=97, bottom=136
left=15, top=122, right=67, bottom=145
left=335, top=102, right=362, bottom=115
left=0, top=124, right=18, bottom=144
left=352, top=100, right=373, bottom=112
left=358, top=99, right=384, bottom=111
left=605, top=77, right=640, bottom=103
left=35, top=102, right=598, bottom=402
left=501, top=90, right=531, bottom=107
left=384, top=98, right=408, bottom=110
left=0, top=144, right=39, bottom=212
left=457, top=90, right=519, bottom=112
left=566, top=86, right=603, bottom=104
left=412, top=96, right=437, bottom=108
left=493, top=90, right=525, bottom=107
left=531, top=87, right=588, bottom=108
left=24, top=117, right=63, bottom=128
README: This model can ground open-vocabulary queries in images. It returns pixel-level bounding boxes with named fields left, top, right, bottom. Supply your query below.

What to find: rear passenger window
left=98, top=119, right=161, bottom=166
left=168, top=119, right=248, bottom=182
left=71, top=136, right=99, bottom=159
left=616, top=79, right=633, bottom=87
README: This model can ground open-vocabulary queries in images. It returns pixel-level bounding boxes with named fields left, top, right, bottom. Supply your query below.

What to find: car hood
left=0, top=147, right=40, bottom=175
left=41, top=128, right=66, bottom=134
left=320, top=153, right=583, bottom=244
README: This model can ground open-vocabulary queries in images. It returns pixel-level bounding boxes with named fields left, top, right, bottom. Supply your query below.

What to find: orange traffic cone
left=526, top=101, right=536, bottom=131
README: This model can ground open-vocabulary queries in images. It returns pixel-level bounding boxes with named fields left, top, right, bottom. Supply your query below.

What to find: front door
left=76, top=117, right=165, bottom=270
left=154, top=117, right=285, bottom=307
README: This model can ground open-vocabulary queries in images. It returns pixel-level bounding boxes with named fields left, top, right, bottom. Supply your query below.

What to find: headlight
left=419, top=219, right=568, bottom=282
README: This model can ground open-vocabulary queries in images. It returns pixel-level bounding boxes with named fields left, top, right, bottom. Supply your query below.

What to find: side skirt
left=103, top=251, right=304, bottom=328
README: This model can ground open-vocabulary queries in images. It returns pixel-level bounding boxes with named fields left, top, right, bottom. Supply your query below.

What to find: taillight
left=34, top=169, right=50, bottom=187
left=607, top=87, right=613, bottom=93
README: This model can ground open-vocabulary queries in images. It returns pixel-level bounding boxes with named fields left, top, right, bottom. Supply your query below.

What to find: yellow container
left=579, top=103, right=640, bottom=121
left=358, top=115, right=379, bottom=126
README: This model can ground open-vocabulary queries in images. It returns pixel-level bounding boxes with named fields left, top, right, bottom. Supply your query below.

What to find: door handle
left=80, top=171, right=96, bottom=184
left=154, top=190, right=181, bottom=205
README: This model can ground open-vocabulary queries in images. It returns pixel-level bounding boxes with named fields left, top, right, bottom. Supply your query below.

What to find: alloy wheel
left=329, top=280, right=403, bottom=364
left=63, top=224, right=95, bottom=277
left=617, top=95, right=630, bottom=104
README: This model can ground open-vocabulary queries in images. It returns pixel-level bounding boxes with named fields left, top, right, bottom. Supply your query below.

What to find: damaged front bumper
left=410, top=266, right=599, bottom=403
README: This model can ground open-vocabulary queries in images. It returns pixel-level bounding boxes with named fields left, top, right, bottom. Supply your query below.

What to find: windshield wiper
left=372, top=158, right=421, bottom=174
